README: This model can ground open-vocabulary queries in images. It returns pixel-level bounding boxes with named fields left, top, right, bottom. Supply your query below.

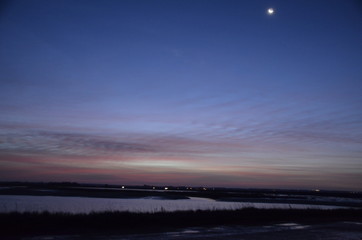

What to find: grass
left=1, top=208, right=362, bottom=237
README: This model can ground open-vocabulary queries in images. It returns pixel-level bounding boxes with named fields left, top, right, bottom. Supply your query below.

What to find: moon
left=267, top=8, right=274, bottom=15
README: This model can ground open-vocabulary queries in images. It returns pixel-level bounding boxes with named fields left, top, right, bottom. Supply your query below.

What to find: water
left=20, top=222, right=362, bottom=240
left=0, top=195, right=349, bottom=213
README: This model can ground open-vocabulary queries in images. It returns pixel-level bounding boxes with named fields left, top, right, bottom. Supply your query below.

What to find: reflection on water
left=274, top=223, right=310, bottom=230
left=19, top=222, right=362, bottom=240
left=0, top=195, right=349, bottom=213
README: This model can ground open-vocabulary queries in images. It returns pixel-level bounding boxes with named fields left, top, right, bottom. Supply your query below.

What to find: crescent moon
left=267, top=8, right=274, bottom=15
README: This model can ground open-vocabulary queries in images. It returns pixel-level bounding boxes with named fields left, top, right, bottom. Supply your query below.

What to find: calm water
left=0, top=195, right=349, bottom=213
left=21, top=222, right=362, bottom=240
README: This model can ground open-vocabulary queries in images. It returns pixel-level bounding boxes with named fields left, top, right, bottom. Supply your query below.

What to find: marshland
left=1, top=182, right=361, bottom=239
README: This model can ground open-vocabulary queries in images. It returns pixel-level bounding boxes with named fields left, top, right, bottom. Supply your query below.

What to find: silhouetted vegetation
left=1, top=208, right=362, bottom=237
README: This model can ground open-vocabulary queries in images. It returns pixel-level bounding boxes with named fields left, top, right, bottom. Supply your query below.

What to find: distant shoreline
left=1, top=182, right=361, bottom=208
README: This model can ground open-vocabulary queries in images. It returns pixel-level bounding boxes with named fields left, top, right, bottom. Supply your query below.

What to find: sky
left=0, top=0, right=362, bottom=191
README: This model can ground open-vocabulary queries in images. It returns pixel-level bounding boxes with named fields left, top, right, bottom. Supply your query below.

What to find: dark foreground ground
left=1, top=208, right=362, bottom=239
left=18, top=222, right=362, bottom=240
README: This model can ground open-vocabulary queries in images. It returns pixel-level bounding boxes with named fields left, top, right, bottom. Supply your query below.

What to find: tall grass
left=1, top=208, right=361, bottom=237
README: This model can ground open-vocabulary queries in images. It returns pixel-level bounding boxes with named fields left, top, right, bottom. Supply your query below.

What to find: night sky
left=1, top=0, right=361, bottom=190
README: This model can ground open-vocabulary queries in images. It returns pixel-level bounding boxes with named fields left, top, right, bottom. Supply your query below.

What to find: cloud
left=0, top=130, right=155, bottom=158
left=39, top=131, right=154, bottom=152
left=0, top=127, right=243, bottom=162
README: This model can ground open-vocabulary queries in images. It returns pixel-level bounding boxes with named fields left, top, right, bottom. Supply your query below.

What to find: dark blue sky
left=0, top=0, right=361, bottom=190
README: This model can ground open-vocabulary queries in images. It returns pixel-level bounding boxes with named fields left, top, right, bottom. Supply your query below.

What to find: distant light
left=152, top=187, right=155, bottom=190
left=121, top=186, right=125, bottom=189
left=267, top=8, right=274, bottom=15
left=315, top=189, right=320, bottom=192
left=164, top=187, right=168, bottom=190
